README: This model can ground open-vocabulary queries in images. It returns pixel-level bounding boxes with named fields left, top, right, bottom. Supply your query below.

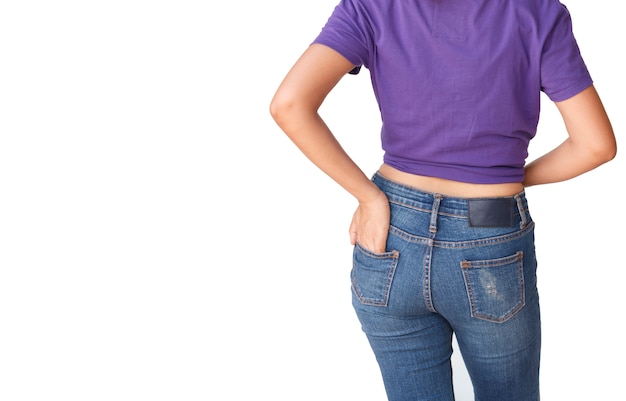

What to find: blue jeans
left=351, top=173, right=540, bottom=401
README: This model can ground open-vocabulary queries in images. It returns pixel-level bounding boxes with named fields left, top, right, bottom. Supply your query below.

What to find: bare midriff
left=378, top=164, right=524, bottom=198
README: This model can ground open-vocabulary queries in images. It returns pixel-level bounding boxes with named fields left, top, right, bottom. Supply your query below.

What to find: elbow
left=604, top=143, right=617, bottom=164
left=598, top=132, right=617, bottom=163
left=269, top=90, right=299, bottom=130
left=269, top=93, right=290, bottom=127
left=588, top=133, right=617, bottom=166
left=607, top=137, right=618, bottom=162
left=269, top=91, right=316, bottom=132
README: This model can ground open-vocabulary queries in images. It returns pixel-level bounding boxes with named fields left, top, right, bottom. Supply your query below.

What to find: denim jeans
left=351, top=173, right=540, bottom=401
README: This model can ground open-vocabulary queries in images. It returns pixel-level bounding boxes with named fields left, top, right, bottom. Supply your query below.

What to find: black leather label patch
left=468, top=198, right=515, bottom=227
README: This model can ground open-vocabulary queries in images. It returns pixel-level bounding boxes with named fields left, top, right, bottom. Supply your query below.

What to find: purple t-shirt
left=313, top=0, right=593, bottom=183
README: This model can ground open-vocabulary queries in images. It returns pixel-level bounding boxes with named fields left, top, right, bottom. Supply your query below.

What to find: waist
left=372, top=171, right=530, bottom=228
left=378, top=164, right=524, bottom=198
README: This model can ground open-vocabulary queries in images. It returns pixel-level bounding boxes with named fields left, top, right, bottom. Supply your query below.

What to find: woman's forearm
left=524, top=137, right=615, bottom=187
left=524, top=86, right=616, bottom=187
left=271, top=104, right=382, bottom=203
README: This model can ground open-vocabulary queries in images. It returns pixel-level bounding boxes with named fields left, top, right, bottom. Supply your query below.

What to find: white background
left=0, top=1, right=623, bottom=400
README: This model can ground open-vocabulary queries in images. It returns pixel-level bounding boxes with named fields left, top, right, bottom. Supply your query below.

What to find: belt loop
left=429, top=195, right=442, bottom=234
left=514, top=193, right=527, bottom=229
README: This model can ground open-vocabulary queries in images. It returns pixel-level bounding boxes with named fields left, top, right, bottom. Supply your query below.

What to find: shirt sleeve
left=311, top=0, right=371, bottom=70
left=540, top=2, right=593, bottom=102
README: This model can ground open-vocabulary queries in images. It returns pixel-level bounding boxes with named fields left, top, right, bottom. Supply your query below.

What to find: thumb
left=349, top=220, right=357, bottom=245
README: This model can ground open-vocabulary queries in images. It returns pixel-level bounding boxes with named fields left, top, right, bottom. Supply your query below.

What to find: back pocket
left=351, top=243, right=399, bottom=307
left=461, top=252, right=524, bottom=323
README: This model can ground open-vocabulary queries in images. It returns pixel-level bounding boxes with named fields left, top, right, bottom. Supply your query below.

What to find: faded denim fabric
left=351, top=173, right=540, bottom=401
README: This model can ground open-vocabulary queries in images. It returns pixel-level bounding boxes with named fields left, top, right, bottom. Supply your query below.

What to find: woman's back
left=313, top=0, right=592, bottom=183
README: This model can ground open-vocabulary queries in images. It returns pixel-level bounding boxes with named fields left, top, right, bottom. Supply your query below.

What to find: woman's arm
left=524, top=85, right=617, bottom=187
left=270, top=44, right=390, bottom=253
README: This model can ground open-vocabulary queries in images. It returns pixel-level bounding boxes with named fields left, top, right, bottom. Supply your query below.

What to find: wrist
left=357, top=185, right=387, bottom=206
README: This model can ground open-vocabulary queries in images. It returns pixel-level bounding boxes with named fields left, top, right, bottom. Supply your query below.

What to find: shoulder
left=331, top=0, right=394, bottom=17
left=508, top=0, right=575, bottom=39
left=508, top=0, right=570, bottom=18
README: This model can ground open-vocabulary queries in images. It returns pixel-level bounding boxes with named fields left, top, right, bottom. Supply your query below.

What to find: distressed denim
left=351, top=173, right=540, bottom=401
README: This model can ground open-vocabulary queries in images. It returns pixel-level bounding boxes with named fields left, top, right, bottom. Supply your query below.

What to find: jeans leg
left=455, top=298, right=541, bottom=401
left=353, top=305, right=456, bottom=401
left=454, top=254, right=541, bottom=401
left=433, top=227, right=541, bottom=401
left=351, top=231, right=456, bottom=401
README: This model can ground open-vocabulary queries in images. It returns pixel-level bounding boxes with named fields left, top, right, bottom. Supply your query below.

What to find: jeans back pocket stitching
left=352, top=245, right=400, bottom=307
left=461, top=251, right=525, bottom=323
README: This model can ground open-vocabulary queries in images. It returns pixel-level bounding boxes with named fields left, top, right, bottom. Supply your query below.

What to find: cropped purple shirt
left=313, top=0, right=593, bottom=183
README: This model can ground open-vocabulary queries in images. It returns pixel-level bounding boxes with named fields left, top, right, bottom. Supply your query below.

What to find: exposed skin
left=524, top=85, right=616, bottom=186
left=270, top=44, right=616, bottom=254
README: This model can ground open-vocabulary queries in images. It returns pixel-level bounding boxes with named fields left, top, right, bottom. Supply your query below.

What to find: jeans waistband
left=372, top=172, right=529, bottom=226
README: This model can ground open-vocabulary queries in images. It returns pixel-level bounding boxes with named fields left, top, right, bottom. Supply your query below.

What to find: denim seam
left=389, top=198, right=527, bottom=221
left=424, top=196, right=442, bottom=314
left=389, top=199, right=467, bottom=219
left=389, top=221, right=534, bottom=249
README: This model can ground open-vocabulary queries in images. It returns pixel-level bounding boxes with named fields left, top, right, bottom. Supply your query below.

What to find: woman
left=270, top=0, right=616, bottom=400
